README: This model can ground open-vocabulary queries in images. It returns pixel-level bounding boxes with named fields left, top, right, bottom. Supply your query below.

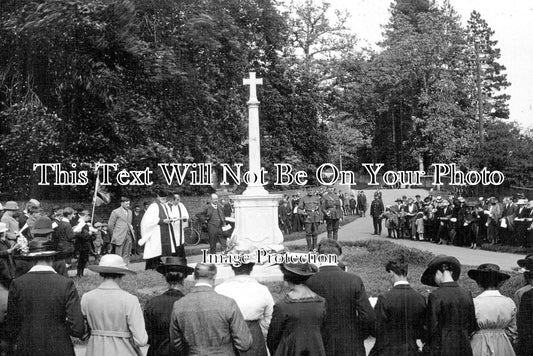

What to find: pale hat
left=4, top=201, right=19, bottom=211
left=88, top=254, right=136, bottom=275
left=27, top=199, right=41, bottom=208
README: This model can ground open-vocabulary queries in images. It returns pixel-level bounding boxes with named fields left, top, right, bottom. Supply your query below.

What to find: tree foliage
left=0, top=0, right=527, bottom=198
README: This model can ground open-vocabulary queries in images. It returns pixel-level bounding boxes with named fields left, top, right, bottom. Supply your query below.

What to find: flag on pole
left=91, top=170, right=111, bottom=223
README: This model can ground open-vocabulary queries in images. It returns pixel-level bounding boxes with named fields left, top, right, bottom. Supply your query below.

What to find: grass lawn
left=74, top=239, right=523, bottom=306
left=73, top=239, right=525, bottom=346
left=478, top=243, right=533, bottom=256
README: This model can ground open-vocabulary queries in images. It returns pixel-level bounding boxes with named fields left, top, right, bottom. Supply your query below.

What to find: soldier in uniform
left=298, top=187, right=322, bottom=251
left=321, top=187, right=343, bottom=241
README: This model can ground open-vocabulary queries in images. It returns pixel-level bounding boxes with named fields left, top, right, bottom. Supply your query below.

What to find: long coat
left=108, top=207, right=134, bottom=246
left=517, top=288, right=533, bottom=356
left=169, top=285, right=252, bottom=356
left=425, top=281, right=477, bottom=356
left=81, top=279, right=148, bottom=356
left=306, top=265, right=376, bottom=356
left=321, top=192, right=343, bottom=220
left=267, top=294, right=327, bottom=356
left=5, top=270, right=85, bottom=356
left=369, top=284, right=426, bottom=356
left=370, top=199, right=384, bottom=218
left=144, top=289, right=185, bottom=356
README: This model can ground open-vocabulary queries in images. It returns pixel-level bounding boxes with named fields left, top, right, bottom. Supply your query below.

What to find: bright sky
left=327, top=0, right=533, bottom=129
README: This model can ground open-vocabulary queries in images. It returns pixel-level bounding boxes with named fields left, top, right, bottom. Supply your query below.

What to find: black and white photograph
left=1, top=0, right=533, bottom=355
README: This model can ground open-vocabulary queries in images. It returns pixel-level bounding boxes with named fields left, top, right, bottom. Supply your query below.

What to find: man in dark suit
left=169, top=263, right=252, bottom=355
left=108, top=197, right=134, bottom=264
left=306, top=239, right=375, bottom=356
left=197, top=194, right=227, bottom=254
left=131, top=205, right=144, bottom=255
left=321, top=187, right=343, bottom=240
left=369, top=259, right=426, bottom=356
left=5, top=237, right=85, bottom=356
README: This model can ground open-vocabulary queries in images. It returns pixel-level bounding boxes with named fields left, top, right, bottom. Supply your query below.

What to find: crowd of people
left=2, top=190, right=533, bottom=355
left=2, top=232, right=533, bottom=356
left=369, top=191, right=533, bottom=249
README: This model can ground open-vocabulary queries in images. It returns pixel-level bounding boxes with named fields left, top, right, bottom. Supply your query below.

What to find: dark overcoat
left=267, top=294, right=327, bottom=356
left=517, top=288, right=533, bottom=356
left=425, top=281, right=477, bottom=356
left=144, top=289, right=185, bottom=356
left=6, top=270, right=85, bottom=356
left=306, top=266, right=376, bottom=356
left=369, top=284, right=426, bottom=356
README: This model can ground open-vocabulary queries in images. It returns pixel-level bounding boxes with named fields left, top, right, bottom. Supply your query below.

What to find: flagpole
left=91, top=170, right=100, bottom=223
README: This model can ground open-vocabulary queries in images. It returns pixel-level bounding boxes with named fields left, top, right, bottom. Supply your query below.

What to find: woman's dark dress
left=144, top=289, right=185, bottom=356
left=267, top=294, right=326, bottom=356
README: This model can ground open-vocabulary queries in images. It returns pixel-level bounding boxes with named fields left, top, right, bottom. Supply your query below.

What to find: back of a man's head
left=194, top=263, right=217, bottom=280
left=317, top=238, right=342, bottom=256
left=385, top=258, right=408, bottom=277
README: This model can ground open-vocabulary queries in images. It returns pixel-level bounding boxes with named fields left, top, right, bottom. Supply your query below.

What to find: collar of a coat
left=317, top=265, right=343, bottom=272
left=438, top=281, right=459, bottom=288
left=191, top=285, right=214, bottom=293
left=98, top=279, right=122, bottom=290
left=164, top=288, right=185, bottom=297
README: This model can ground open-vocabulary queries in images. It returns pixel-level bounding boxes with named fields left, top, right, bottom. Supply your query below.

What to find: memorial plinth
left=229, top=193, right=284, bottom=250
left=228, top=72, right=284, bottom=252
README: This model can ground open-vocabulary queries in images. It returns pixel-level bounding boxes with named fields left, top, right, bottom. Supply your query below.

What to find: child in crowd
left=415, top=212, right=425, bottom=241
left=381, top=206, right=399, bottom=239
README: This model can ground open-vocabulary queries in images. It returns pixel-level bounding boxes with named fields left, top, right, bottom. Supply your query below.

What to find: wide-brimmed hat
left=0, top=222, right=8, bottom=233
left=3, top=201, right=19, bottom=211
left=517, top=253, right=533, bottom=270
left=156, top=256, right=194, bottom=275
left=88, top=254, right=136, bottom=275
left=17, top=238, right=59, bottom=259
left=31, top=216, right=54, bottom=234
left=468, top=263, right=510, bottom=285
left=421, top=255, right=461, bottom=287
left=280, top=263, right=318, bottom=277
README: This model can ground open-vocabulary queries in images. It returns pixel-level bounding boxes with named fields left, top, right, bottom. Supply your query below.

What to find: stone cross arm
left=243, top=72, right=263, bottom=102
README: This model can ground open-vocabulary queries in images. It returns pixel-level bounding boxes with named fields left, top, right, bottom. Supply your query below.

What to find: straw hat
left=156, top=256, right=194, bottom=275
left=421, top=255, right=461, bottom=287
left=468, top=264, right=510, bottom=286
left=88, top=254, right=136, bottom=275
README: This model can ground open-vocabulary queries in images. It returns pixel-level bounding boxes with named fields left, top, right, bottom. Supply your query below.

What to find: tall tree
left=466, top=10, right=511, bottom=120
left=368, top=0, right=478, bottom=171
